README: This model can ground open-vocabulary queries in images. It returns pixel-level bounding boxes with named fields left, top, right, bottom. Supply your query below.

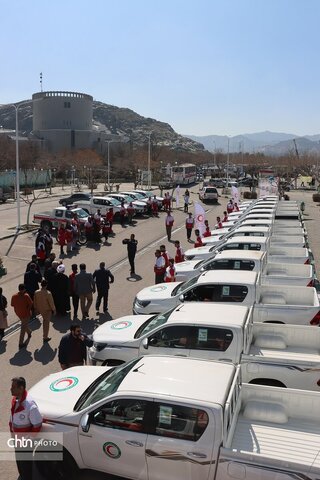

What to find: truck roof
left=118, top=356, right=236, bottom=405
left=197, top=270, right=258, bottom=285
left=168, top=303, right=250, bottom=328
left=214, top=250, right=265, bottom=261
left=225, top=236, right=269, bottom=245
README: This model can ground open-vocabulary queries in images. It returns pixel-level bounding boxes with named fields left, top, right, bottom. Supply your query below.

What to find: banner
left=194, top=202, right=206, bottom=234
left=175, top=185, right=180, bottom=208
left=231, top=185, right=240, bottom=203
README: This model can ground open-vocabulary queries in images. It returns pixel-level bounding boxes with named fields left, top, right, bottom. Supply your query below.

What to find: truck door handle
left=125, top=440, right=144, bottom=447
left=187, top=452, right=207, bottom=458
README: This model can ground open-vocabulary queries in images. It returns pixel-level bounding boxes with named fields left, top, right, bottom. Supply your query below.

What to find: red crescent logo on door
left=197, top=214, right=204, bottom=222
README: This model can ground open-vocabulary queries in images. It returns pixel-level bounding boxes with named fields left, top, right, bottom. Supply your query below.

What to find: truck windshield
left=74, top=359, right=140, bottom=411
left=172, top=274, right=200, bottom=296
left=134, top=309, right=175, bottom=339
left=74, top=209, right=89, bottom=218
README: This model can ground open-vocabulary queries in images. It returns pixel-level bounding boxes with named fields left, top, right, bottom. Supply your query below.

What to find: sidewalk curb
left=0, top=227, right=38, bottom=242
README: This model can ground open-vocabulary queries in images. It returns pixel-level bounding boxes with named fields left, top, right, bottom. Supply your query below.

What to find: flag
left=175, top=185, right=180, bottom=208
left=194, top=202, right=206, bottom=234
left=231, top=185, right=240, bottom=203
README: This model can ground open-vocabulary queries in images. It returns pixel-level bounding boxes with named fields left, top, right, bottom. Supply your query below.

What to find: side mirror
left=81, top=413, right=90, bottom=433
left=179, top=294, right=185, bottom=302
left=142, top=338, right=149, bottom=350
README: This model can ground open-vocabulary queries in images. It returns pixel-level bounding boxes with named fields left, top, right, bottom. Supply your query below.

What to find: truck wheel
left=77, top=232, right=87, bottom=246
left=35, top=447, right=78, bottom=480
left=40, top=220, right=52, bottom=231
left=249, top=378, right=286, bottom=388
left=61, top=200, right=67, bottom=206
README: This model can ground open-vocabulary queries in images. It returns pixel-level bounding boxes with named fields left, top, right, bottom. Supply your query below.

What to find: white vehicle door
left=79, top=397, right=149, bottom=478
left=140, top=325, right=192, bottom=357
left=146, top=401, right=214, bottom=480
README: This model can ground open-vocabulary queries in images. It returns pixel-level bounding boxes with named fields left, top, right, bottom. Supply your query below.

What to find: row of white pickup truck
left=29, top=195, right=320, bottom=480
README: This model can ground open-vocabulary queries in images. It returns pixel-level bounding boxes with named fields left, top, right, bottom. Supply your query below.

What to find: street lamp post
left=147, top=132, right=152, bottom=190
left=226, top=137, right=230, bottom=188
left=106, top=141, right=113, bottom=192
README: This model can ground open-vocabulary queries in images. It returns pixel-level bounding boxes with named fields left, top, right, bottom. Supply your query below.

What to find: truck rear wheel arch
left=249, top=378, right=287, bottom=388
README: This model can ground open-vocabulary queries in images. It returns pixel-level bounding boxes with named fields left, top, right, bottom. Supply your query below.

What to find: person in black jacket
left=92, top=262, right=114, bottom=313
left=58, top=324, right=93, bottom=370
left=122, top=234, right=138, bottom=275
left=23, top=263, right=42, bottom=301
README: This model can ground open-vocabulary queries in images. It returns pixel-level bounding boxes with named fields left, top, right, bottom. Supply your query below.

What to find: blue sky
left=1, top=0, right=319, bottom=136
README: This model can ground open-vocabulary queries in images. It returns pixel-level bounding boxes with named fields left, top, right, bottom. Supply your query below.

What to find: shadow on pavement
left=126, top=274, right=142, bottom=282
left=34, top=343, right=58, bottom=365
left=0, top=339, right=7, bottom=354
left=10, top=348, right=33, bottom=366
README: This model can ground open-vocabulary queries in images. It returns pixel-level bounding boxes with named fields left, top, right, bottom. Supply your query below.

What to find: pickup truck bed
left=223, top=384, right=320, bottom=474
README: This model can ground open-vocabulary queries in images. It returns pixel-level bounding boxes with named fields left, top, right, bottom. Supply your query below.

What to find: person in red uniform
left=9, top=376, right=42, bottom=480
left=194, top=229, right=203, bottom=248
left=57, top=223, right=66, bottom=255
left=165, top=211, right=174, bottom=241
left=119, top=202, right=126, bottom=227
left=222, top=211, right=228, bottom=222
left=127, top=202, right=135, bottom=225
left=165, top=258, right=176, bottom=282
left=154, top=250, right=166, bottom=283
left=102, top=219, right=112, bottom=243
left=84, top=216, right=94, bottom=242
left=160, top=245, right=170, bottom=267
left=216, top=216, right=223, bottom=229
left=151, top=196, right=159, bottom=217
left=174, top=240, right=185, bottom=263
left=227, top=199, right=234, bottom=213
left=65, top=222, right=74, bottom=253
left=185, top=212, right=194, bottom=241
left=203, top=226, right=211, bottom=237
left=234, top=202, right=240, bottom=211
left=106, top=208, right=114, bottom=234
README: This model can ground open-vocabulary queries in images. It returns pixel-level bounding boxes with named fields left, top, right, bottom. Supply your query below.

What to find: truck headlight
left=135, top=298, right=151, bottom=308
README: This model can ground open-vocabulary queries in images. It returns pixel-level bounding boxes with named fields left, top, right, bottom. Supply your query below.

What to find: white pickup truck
left=74, top=196, right=122, bottom=217
left=29, top=356, right=320, bottom=480
left=134, top=270, right=320, bottom=325
left=89, top=303, right=320, bottom=391
left=33, top=207, right=88, bottom=229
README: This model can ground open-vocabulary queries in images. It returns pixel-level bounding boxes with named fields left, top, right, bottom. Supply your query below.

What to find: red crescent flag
left=194, top=202, right=206, bottom=234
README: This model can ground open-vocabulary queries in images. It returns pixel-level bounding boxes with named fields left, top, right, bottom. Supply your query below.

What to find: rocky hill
left=0, top=100, right=204, bottom=153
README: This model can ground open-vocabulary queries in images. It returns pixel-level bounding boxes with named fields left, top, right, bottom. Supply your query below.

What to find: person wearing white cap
left=50, top=264, right=70, bottom=315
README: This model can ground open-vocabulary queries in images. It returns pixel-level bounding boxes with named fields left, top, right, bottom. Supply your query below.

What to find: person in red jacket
left=203, top=226, right=211, bottom=237
left=58, top=223, right=66, bottom=255
left=127, top=202, right=135, bottom=225
left=119, top=202, right=127, bottom=227
left=165, top=211, right=174, bottom=241
left=165, top=258, right=176, bottom=282
left=185, top=212, right=194, bottom=242
left=174, top=240, right=185, bottom=263
left=160, top=244, right=170, bottom=267
left=216, top=216, right=223, bottom=229
left=222, top=211, right=228, bottom=222
left=154, top=250, right=166, bottom=283
left=10, top=376, right=42, bottom=480
left=106, top=208, right=114, bottom=234
left=227, top=199, right=234, bottom=213
left=152, top=196, right=159, bottom=217
left=234, top=202, right=240, bottom=211
left=65, top=222, right=74, bottom=253
left=194, top=229, right=203, bottom=248
left=102, top=219, right=112, bottom=243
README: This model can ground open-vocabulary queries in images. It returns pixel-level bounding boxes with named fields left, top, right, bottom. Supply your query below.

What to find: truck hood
left=136, top=282, right=181, bottom=301
left=185, top=246, right=213, bottom=257
left=93, top=315, right=153, bottom=343
left=29, top=366, right=110, bottom=419
left=175, top=260, right=200, bottom=273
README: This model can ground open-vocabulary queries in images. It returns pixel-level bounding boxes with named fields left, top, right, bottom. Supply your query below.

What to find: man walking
left=23, top=263, right=42, bottom=302
left=33, top=279, right=56, bottom=343
left=74, top=263, right=95, bottom=319
left=58, top=324, right=93, bottom=369
left=9, top=376, right=42, bottom=480
left=11, top=284, right=33, bottom=349
left=165, top=210, right=174, bottom=241
left=123, top=234, right=138, bottom=275
left=93, top=262, right=114, bottom=313
left=69, top=263, right=79, bottom=319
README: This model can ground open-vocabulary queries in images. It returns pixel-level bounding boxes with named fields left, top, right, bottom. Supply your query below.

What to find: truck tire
left=249, top=378, right=286, bottom=388
left=35, top=446, right=78, bottom=480
left=40, top=220, right=52, bottom=231
left=61, top=200, right=67, bottom=206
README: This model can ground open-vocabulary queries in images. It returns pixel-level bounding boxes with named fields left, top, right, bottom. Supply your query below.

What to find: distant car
left=59, top=193, right=91, bottom=206
left=209, top=179, right=225, bottom=188
left=238, top=178, right=253, bottom=187
left=199, top=186, right=219, bottom=203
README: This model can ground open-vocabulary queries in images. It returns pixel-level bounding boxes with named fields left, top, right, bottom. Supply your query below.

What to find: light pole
left=106, top=141, right=113, bottom=192
left=147, top=132, right=152, bottom=190
left=212, top=140, right=216, bottom=168
left=226, top=137, right=230, bottom=187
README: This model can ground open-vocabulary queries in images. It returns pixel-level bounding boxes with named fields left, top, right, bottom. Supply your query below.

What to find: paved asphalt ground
left=0, top=184, right=318, bottom=479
